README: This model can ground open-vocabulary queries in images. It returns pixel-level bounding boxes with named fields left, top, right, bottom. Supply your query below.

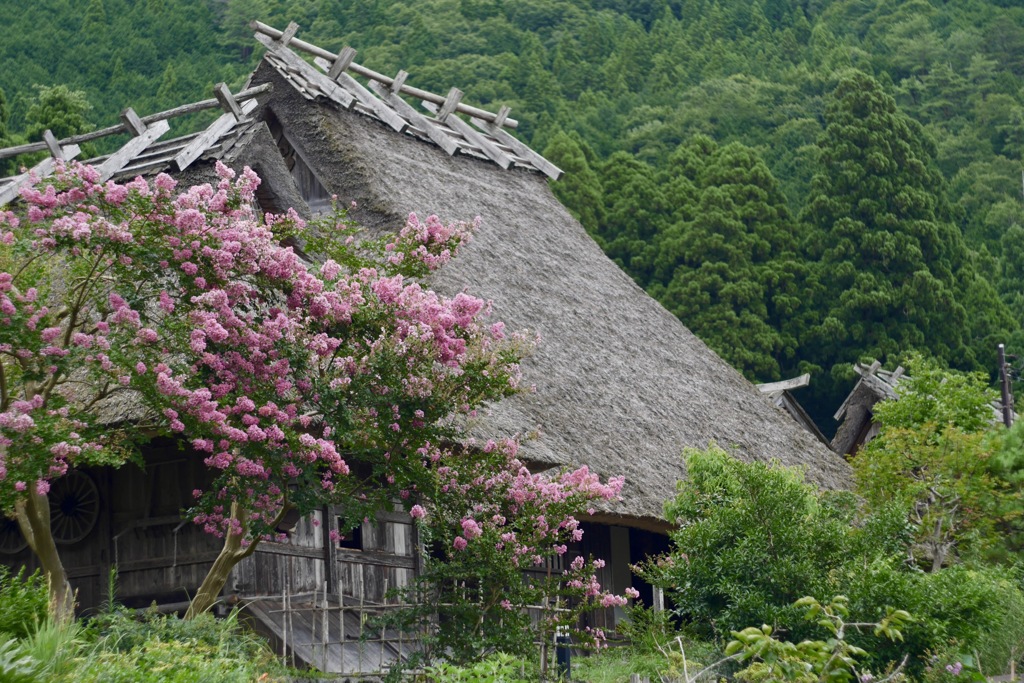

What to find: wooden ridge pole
left=0, top=83, right=272, bottom=161
left=249, top=20, right=518, bottom=129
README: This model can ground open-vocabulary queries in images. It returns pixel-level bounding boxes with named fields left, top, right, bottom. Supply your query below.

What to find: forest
left=0, top=0, right=1022, bottom=428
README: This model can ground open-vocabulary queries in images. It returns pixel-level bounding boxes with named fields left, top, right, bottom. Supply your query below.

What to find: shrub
left=644, top=446, right=1024, bottom=676
left=0, top=567, right=48, bottom=639
left=70, top=609, right=284, bottom=683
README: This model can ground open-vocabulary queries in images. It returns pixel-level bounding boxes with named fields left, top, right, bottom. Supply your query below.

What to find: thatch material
left=242, top=62, right=852, bottom=527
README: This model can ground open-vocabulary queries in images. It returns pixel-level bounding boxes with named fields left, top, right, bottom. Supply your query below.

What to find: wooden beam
left=336, top=548, right=415, bottom=569
left=469, top=114, right=562, bottom=179
left=423, top=101, right=512, bottom=169
left=120, top=108, right=147, bottom=137
left=255, top=33, right=355, bottom=110
left=437, top=88, right=463, bottom=122
left=491, top=105, right=510, bottom=130
left=174, top=98, right=259, bottom=171
left=42, top=130, right=63, bottom=158
left=96, top=119, right=170, bottom=182
left=251, top=20, right=518, bottom=129
left=0, top=83, right=271, bottom=161
left=328, top=46, right=357, bottom=80
left=0, top=144, right=81, bottom=206
left=390, top=70, right=408, bottom=94
left=255, top=542, right=324, bottom=559
left=368, top=80, right=460, bottom=156
left=213, top=82, right=244, bottom=120
left=278, top=21, right=300, bottom=47
left=756, top=373, right=811, bottom=394
left=311, top=56, right=407, bottom=133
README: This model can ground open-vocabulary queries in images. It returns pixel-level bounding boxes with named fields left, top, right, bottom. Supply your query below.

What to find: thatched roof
left=243, top=58, right=851, bottom=528
left=0, top=28, right=853, bottom=529
left=831, top=361, right=905, bottom=457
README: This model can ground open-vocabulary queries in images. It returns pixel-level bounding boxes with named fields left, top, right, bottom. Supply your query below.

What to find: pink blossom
left=453, top=536, right=468, bottom=551
left=410, top=505, right=426, bottom=519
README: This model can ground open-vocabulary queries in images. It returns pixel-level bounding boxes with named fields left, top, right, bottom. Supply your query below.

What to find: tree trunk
left=15, top=488, right=75, bottom=623
left=185, top=502, right=273, bottom=620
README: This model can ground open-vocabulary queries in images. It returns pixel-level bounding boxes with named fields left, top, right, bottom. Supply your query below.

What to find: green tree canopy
left=800, top=70, right=1001, bottom=374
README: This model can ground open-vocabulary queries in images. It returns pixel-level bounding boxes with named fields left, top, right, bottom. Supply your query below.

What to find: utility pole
left=998, top=343, right=1014, bottom=428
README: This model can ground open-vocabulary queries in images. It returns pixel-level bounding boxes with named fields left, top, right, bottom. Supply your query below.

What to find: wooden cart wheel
left=49, top=471, right=99, bottom=545
left=0, top=516, right=27, bottom=554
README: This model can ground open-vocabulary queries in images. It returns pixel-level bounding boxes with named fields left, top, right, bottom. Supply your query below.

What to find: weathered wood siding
left=1, top=439, right=220, bottom=611
left=233, top=504, right=418, bottom=604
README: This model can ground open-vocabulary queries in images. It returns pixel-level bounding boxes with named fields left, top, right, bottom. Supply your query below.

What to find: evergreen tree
left=596, top=151, right=670, bottom=281
left=542, top=131, right=605, bottom=235
left=649, top=139, right=803, bottom=379
left=801, top=71, right=984, bottom=373
left=24, top=84, right=92, bottom=142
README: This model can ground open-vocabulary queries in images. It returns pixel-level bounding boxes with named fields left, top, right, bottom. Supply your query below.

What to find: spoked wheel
left=0, top=516, right=27, bottom=554
left=49, top=471, right=100, bottom=545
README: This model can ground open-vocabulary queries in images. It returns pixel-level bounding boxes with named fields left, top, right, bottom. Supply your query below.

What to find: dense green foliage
left=643, top=445, right=1024, bottom=676
left=854, top=357, right=1024, bottom=567
left=0, top=569, right=285, bottom=682
left=1, top=0, right=1022, bottom=417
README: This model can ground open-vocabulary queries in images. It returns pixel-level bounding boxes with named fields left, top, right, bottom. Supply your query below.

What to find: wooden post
left=391, top=70, right=408, bottom=94
left=278, top=21, right=300, bottom=47
left=998, top=344, right=1014, bottom=427
left=438, top=88, right=463, bottom=122
left=213, top=83, right=244, bottom=120
left=42, top=130, right=63, bottom=158
left=328, top=46, right=357, bottom=80
left=119, top=108, right=147, bottom=137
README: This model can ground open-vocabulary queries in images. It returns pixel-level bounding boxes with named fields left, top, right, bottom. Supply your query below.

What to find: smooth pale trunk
left=185, top=502, right=287, bottom=620
left=15, top=488, right=75, bottom=623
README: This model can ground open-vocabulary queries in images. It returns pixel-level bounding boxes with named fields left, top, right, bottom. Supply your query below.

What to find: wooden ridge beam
left=251, top=20, right=518, bottom=129
left=0, top=143, right=81, bottom=206
left=174, top=98, right=259, bottom=171
left=469, top=114, right=563, bottom=180
left=0, top=83, right=272, bottom=162
left=422, top=101, right=512, bottom=169
left=368, top=80, right=460, bottom=156
left=96, top=119, right=170, bottom=182
left=311, top=56, right=407, bottom=132
left=255, top=33, right=356, bottom=109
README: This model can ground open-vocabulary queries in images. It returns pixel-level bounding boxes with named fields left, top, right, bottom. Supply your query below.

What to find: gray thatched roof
left=243, top=59, right=852, bottom=527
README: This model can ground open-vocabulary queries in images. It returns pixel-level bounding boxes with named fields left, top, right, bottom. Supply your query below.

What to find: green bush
left=71, top=609, right=283, bottom=683
left=0, top=567, right=48, bottom=640
left=416, top=652, right=535, bottom=682
left=639, top=447, right=862, bottom=643
left=644, top=446, right=1024, bottom=677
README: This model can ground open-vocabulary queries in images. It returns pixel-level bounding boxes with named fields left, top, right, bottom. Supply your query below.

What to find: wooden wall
left=0, top=439, right=221, bottom=612
left=232, top=504, right=418, bottom=605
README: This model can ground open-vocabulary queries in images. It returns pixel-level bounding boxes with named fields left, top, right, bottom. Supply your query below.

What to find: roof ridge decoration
left=0, top=83, right=268, bottom=206
left=251, top=21, right=562, bottom=180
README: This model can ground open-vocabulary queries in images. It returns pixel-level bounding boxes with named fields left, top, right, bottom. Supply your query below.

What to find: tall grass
left=0, top=568, right=286, bottom=682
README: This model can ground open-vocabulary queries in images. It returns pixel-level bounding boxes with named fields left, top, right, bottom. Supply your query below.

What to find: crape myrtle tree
left=0, top=161, right=626, bottom=625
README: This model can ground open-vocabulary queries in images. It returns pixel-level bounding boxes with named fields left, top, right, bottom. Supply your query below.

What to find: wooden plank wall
left=235, top=505, right=417, bottom=605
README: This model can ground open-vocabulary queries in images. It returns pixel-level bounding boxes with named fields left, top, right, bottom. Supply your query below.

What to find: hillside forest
left=0, top=0, right=1022, bottom=428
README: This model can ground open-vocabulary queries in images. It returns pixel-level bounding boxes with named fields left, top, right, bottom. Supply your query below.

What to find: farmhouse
left=0, top=23, right=851, bottom=674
